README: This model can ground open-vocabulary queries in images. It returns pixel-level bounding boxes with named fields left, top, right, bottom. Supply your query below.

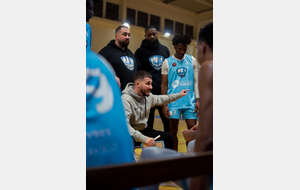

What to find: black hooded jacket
left=98, top=40, right=141, bottom=91
left=135, top=39, right=170, bottom=95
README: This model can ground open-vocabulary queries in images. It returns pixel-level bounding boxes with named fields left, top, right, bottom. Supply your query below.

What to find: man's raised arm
left=161, top=59, right=170, bottom=119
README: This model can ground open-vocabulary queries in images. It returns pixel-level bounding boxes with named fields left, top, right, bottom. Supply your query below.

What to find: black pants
left=134, top=128, right=174, bottom=149
left=147, top=106, right=170, bottom=133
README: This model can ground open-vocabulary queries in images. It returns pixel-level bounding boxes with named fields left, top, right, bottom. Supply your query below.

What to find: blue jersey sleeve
left=86, top=23, right=92, bottom=50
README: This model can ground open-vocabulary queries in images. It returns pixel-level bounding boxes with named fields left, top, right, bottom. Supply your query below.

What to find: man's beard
left=147, top=39, right=157, bottom=46
left=119, top=39, right=129, bottom=48
left=140, top=87, right=150, bottom=96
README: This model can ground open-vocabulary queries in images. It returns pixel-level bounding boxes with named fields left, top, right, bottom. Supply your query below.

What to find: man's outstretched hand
left=180, top=89, right=190, bottom=97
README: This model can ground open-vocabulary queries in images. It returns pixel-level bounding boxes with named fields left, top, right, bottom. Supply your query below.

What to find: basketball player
left=161, top=34, right=200, bottom=150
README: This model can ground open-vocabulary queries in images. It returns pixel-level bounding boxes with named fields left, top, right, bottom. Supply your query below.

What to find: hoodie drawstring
left=140, top=98, right=146, bottom=120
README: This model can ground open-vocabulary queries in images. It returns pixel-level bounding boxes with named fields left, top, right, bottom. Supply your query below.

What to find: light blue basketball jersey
left=86, top=23, right=92, bottom=50
left=86, top=50, right=134, bottom=168
left=166, top=54, right=196, bottom=109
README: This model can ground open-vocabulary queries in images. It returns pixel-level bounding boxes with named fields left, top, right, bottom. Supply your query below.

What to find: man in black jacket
left=98, top=25, right=140, bottom=91
left=135, top=26, right=170, bottom=132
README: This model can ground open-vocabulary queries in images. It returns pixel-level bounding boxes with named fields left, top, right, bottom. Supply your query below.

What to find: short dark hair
left=198, top=23, right=213, bottom=50
left=171, top=34, right=191, bottom=46
left=145, top=26, right=156, bottom=33
left=115, top=25, right=129, bottom=34
left=133, top=71, right=153, bottom=83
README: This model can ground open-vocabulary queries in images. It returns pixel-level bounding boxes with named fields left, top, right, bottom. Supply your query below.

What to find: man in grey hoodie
left=122, top=71, right=189, bottom=149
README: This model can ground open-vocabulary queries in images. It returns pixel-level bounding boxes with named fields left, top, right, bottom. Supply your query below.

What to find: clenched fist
left=145, top=137, right=155, bottom=146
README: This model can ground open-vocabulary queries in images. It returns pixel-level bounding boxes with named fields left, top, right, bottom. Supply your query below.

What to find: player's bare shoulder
left=201, top=60, right=213, bottom=71
left=200, top=60, right=213, bottom=89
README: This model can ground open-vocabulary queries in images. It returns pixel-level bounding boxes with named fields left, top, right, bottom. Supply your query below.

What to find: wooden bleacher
left=86, top=151, right=213, bottom=190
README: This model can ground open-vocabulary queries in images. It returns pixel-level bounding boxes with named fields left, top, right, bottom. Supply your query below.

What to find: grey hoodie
left=121, top=82, right=182, bottom=143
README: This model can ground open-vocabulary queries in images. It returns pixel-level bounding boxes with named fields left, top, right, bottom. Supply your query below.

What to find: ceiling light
left=164, top=32, right=171, bottom=37
left=123, top=23, right=130, bottom=28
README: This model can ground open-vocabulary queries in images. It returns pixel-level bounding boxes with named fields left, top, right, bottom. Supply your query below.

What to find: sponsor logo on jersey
left=149, top=55, right=164, bottom=70
left=121, top=56, right=135, bottom=71
left=172, top=62, right=176, bottom=67
left=177, top=67, right=187, bottom=77
left=172, top=80, right=179, bottom=88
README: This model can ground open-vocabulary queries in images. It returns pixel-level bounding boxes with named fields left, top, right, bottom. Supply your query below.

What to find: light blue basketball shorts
left=168, top=108, right=197, bottom=120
